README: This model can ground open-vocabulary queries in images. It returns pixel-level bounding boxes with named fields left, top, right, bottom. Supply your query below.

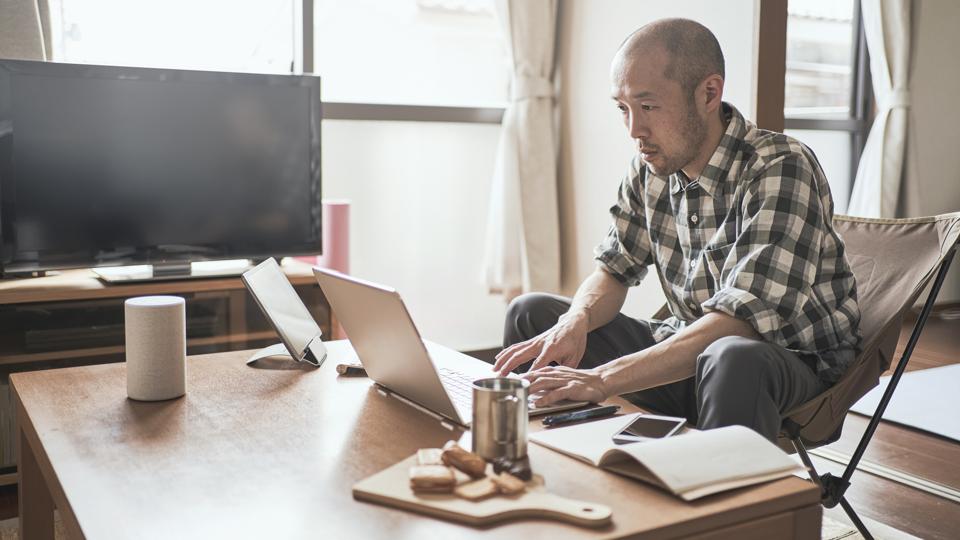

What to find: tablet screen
left=620, top=416, right=685, bottom=438
left=242, top=258, right=320, bottom=359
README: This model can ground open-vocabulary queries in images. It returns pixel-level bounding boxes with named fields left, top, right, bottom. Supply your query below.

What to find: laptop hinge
left=374, top=384, right=464, bottom=431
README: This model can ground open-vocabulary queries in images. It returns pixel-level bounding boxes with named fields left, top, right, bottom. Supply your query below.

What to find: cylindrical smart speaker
left=124, top=295, right=187, bottom=401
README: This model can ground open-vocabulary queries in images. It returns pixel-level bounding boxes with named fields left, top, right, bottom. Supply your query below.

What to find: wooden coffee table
left=13, top=341, right=820, bottom=539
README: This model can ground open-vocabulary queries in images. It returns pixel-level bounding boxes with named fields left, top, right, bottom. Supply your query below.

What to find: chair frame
left=783, top=243, right=958, bottom=540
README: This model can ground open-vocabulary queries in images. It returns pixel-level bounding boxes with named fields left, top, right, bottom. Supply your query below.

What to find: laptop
left=312, top=267, right=589, bottom=427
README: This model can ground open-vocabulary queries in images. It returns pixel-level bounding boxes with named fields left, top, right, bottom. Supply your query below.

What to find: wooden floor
left=2, top=311, right=958, bottom=537
left=808, top=308, right=960, bottom=540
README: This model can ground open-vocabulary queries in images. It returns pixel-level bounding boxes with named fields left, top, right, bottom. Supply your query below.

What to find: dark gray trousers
left=503, top=293, right=827, bottom=441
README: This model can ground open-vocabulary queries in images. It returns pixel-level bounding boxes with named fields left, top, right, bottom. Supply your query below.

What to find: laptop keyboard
left=438, top=367, right=551, bottom=412
left=438, top=368, right=476, bottom=409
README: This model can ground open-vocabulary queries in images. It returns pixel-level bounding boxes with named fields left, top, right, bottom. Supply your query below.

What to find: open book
left=530, top=414, right=805, bottom=501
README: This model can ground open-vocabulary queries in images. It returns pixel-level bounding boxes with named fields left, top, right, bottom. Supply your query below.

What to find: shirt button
left=690, top=213, right=699, bottom=225
left=689, top=260, right=697, bottom=269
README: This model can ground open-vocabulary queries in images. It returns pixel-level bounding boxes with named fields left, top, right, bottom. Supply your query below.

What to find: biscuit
left=441, top=441, right=487, bottom=479
left=409, top=464, right=455, bottom=493
left=453, top=477, right=499, bottom=501
left=491, top=472, right=526, bottom=495
left=416, top=448, right=444, bottom=466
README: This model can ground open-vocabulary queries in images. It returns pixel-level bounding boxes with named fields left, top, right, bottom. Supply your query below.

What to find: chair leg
left=793, top=437, right=875, bottom=538
left=791, top=437, right=824, bottom=492
left=840, top=246, right=956, bottom=487
left=838, top=496, right=874, bottom=540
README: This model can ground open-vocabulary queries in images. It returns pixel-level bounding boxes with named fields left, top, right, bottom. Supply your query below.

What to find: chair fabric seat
left=777, top=213, right=960, bottom=450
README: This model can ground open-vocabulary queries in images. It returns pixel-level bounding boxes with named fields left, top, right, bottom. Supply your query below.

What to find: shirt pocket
left=702, top=242, right=735, bottom=290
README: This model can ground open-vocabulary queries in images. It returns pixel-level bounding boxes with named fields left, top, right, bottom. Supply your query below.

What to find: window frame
left=783, top=0, right=873, bottom=190
left=297, top=0, right=505, bottom=125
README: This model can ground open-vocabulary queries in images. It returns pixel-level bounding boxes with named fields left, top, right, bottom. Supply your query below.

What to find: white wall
left=903, top=1, right=960, bottom=301
left=321, top=120, right=507, bottom=351
left=556, top=0, right=760, bottom=317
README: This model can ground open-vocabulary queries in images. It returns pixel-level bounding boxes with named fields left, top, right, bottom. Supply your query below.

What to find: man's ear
left=701, top=74, right=724, bottom=112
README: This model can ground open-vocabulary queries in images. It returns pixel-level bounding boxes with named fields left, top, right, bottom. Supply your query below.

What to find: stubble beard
left=645, top=97, right=708, bottom=177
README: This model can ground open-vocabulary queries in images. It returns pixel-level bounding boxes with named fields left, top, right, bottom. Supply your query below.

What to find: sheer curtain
left=0, top=0, right=49, bottom=60
left=483, top=0, right=560, bottom=299
left=847, top=0, right=912, bottom=218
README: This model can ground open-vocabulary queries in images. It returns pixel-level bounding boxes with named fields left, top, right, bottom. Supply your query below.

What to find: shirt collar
left=670, top=102, right=746, bottom=198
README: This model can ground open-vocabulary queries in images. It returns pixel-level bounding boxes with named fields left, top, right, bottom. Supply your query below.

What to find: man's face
left=610, top=48, right=707, bottom=177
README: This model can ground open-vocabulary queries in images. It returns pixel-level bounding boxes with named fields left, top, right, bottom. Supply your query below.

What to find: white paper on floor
left=850, top=363, right=960, bottom=442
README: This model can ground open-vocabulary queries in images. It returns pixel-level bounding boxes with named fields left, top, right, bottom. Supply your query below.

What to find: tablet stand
left=247, top=343, right=293, bottom=365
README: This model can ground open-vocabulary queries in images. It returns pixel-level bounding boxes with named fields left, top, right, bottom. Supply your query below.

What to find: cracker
left=453, top=477, right=499, bottom=501
left=416, top=448, right=444, bottom=466
left=409, top=464, right=455, bottom=493
left=491, top=472, right=526, bottom=495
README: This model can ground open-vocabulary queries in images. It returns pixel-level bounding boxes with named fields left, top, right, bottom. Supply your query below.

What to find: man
left=493, top=18, right=861, bottom=442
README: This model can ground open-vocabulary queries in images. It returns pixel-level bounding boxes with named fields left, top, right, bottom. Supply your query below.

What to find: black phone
left=611, top=414, right=686, bottom=444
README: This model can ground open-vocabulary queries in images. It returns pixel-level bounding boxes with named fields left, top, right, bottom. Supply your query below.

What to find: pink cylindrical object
left=315, top=199, right=350, bottom=274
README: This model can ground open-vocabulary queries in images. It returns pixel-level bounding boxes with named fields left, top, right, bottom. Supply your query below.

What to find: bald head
left=616, top=18, right=725, bottom=96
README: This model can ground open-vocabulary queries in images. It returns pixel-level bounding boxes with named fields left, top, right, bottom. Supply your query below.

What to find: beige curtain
left=484, top=0, right=561, bottom=298
left=0, top=0, right=49, bottom=60
left=847, top=0, right=912, bottom=218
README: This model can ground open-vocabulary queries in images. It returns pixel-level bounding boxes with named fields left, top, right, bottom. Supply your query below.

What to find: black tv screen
left=0, top=60, right=321, bottom=274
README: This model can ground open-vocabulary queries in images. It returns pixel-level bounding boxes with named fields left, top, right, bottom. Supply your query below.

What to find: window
left=783, top=0, right=871, bottom=214
left=51, top=0, right=507, bottom=111
left=312, top=0, right=507, bottom=107
left=47, top=0, right=510, bottom=349
left=53, top=0, right=296, bottom=74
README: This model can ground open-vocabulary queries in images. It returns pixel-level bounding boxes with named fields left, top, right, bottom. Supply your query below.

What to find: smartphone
left=611, top=414, right=686, bottom=444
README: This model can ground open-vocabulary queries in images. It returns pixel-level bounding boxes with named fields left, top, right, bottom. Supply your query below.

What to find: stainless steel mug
left=472, top=378, right=528, bottom=460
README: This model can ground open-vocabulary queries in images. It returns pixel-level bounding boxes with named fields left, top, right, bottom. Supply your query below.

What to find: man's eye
left=617, top=105, right=628, bottom=114
left=640, top=104, right=656, bottom=111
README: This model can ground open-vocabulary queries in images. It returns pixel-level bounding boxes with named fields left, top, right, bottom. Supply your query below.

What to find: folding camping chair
left=777, top=212, right=960, bottom=539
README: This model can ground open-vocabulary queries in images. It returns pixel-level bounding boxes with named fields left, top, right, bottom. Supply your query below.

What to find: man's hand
left=493, top=311, right=590, bottom=376
left=523, top=365, right=607, bottom=406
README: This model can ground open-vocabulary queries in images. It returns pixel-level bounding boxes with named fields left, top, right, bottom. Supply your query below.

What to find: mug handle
left=492, top=395, right=521, bottom=445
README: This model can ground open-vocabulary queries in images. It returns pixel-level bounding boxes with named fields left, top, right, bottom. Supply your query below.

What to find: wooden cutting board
left=352, top=455, right=612, bottom=528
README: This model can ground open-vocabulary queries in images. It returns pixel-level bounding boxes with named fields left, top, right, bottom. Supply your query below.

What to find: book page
left=531, top=418, right=804, bottom=500
left=603, top=425, right=803, bottom=496
left=529, top=413, right=642, bottom=465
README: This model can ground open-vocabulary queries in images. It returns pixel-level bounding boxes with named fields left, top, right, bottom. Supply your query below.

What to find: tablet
left=241, top=258, right=327, bottom=367
left=611, top=414, right=686, bottom=444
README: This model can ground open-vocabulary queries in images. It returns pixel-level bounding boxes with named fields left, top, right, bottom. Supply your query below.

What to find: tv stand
left=0, top=258, right=335, bottom=480
left=0, top=269, right=59, bottom=280
left=93, top=259, right=255, bottom=283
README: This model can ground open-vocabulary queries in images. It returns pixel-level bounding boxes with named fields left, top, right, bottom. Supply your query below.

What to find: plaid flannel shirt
left=595, top=103, right=861, bottom=383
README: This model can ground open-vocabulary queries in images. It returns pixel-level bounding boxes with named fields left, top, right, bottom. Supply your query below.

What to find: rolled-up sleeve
left=593, top=159, right=654, bottom=287
left=701, top=155, right=824, bottom=343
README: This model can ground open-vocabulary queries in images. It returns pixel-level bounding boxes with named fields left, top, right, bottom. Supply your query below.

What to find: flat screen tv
left=0, top=59, right=322, bottom=280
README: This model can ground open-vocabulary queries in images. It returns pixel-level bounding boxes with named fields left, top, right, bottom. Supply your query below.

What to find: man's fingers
left=534, top=384, right=575, bottom=406
left=495, top=352, right=528, bottom=376
left=529, top=342, right=573, bottom=372
left=522, top=365, right=566, bottom=380
left=526, top=376, right=569, bottom=394
left=528, top=353, right=555, bottom=373
left=493, top=340, right=539, bottom=372
left=494, top=339, right=527, bottom=362
left=493, top=340, right=526, bottom=367
left=495, top=343, right=542, bottom=375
